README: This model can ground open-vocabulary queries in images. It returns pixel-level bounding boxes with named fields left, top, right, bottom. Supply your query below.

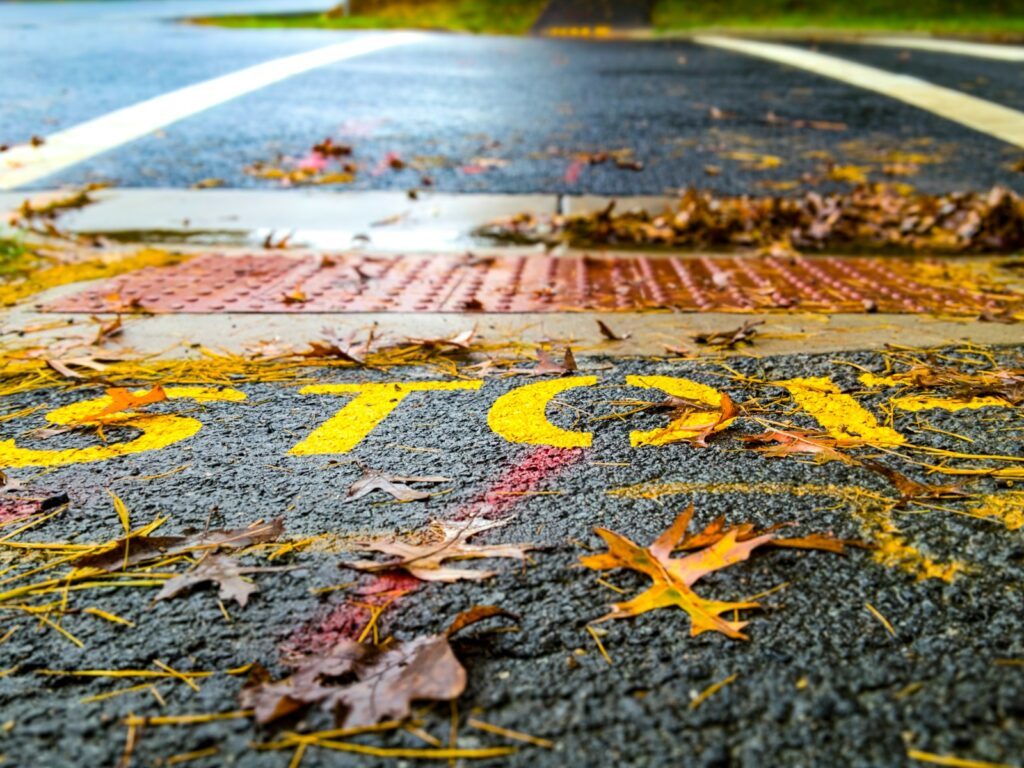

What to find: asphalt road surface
left=1, top=1, right=1023, bottom=195
left=1, top=350, right=1023, bottom=767
left=2, top=4, right=1024, bottom=768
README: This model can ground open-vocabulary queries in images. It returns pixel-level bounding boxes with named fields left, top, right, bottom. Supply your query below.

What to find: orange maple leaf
left=78, top=385, right=168, bottom=422
left=580, top=505, right=849, bottom=640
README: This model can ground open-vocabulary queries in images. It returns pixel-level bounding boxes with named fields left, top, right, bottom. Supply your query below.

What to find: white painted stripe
left=864, top=36, right=1024, bottom=62
left=695, top=36, right=1024, bottom=148
left=0, top=33, right=423, bottom=191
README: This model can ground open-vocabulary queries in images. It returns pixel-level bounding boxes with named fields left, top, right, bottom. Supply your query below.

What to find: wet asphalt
left=1, top=349, right=1022, bottom=767
left=1, top=2, right=1023, bottom=195
left=2, top=4, right=1024, bottom=766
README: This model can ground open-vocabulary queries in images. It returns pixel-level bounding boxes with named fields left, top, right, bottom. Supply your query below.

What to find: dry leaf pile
left=482, top=185, right=1024, bottom=253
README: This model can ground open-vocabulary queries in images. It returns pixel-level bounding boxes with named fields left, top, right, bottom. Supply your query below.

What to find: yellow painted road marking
left=625, top=375, right=732, bottom=447
left=865, top=37, right=1024, bottom=62
left=694, top=36, right=1024, bottom=148
left=0, top=33, right=424, bottom=190
left=0, top=387, right=245, bottom=468
left=290, top=381, right=482, bottom=456
left=488, top=377, right=597, bottom=448
left=778, top=377, right=905, bottom=444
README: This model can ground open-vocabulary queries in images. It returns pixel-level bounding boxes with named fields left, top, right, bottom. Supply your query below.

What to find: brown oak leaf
left=693, top=320, right=764, bottom=349
left=74, top=518, right=284, bottom=572
left=741, top=428, right=856, bottom=464
left=240, top=606, right=516, bottom=726
left=341, top=518, right=534, bottom=582
left=345, top=467, right=449, bottom=503
left=863, top=461, right=971, bottom=506
left=507, top=347, right=577, bottom=376
left=155, top=553, right=265, bottom=607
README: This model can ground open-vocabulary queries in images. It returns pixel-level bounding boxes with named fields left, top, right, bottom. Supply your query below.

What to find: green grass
left=0, top=236, right=35, bottom=281
left=194, top=0, right=547, bottom=36
left=652, top=0, right=1024, bottom=39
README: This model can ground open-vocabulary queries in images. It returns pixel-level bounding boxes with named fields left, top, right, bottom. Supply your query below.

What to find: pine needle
left=123, top=710, right=253, bottom=727
left=83, top=607, right=134, bottom=626
left=165, top=747, right=220, bottom=765
left=689, top=673, right=738, bottom=710
left=466, top=718, right=555, bottom=748
left=153, top=661, right=202, bottom=693
left=865, top=603, right=897, bottom=636
left=907, top=749, right=1015, bottom=768
left=586, top=625, right=613, bottom=665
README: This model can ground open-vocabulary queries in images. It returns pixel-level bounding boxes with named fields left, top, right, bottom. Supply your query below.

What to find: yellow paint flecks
left=0, top=248, right=188, bottom=307
left=891, top=395, right=1013, bottom=412
left=625, top=375, right=733, bottom=447
left=608, top=480, right=966, bottom=582
left=487, top=377, right=597, bottom=449
left=290, top=381, right=482, bottom=456
left=0, top=386, right=245, bottom=469
left=967, top=492, right=1024, bottom=530
left=778, top=376, right=905, bottom=444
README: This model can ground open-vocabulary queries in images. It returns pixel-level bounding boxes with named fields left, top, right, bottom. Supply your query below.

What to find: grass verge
left=193, top=0, right=547, bottom=36
left=652, top=0, right=1024, bottom=40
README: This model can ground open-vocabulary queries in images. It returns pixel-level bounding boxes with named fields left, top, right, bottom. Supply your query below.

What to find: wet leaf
left=863, top=461, right=971, bottom=505
left=341, top=517, right=534, bottom=582
left=596, top=320, right=630, bottom=341
left=345, top=467, right=449, bottom=503
left=580, top=506, right=846, bottom=639
left=693, top=320, right=764, bottom=349
left=77, top=385, right=167, bottom=422
left=741, top=428, right=856, bottom=464
left=507, top=347, right=577, bottom=376
left=155, top=553, right=262, bottom=607
left=241, top=607, right=515, bottom=726
left=74, top=518, right=285, bottom=572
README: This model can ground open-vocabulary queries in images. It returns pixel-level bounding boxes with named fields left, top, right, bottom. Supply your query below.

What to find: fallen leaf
left=92, top=315, right=123, bottom=346
left=156, top=553, right=262, bottom=607
left=346, top=467, right=449, bottom=503
left=341, top=517, right=535, bottom=582
left=741, top=428, right=855, bottom=464
left=264, top=232, right=293, bottom=250
left=580, top=506, right=844, bottom=639
left=693, top=320, right=764, bottom=349
left=406, top=327, right=476, bottom=351
left=74, top=518, right=285, bottom=572
left=507, top=347, right=577, bottom=376
left=863, top=461, right=970, bottom=505
left=648, top=392, right=738, bottom=447
left=596, top=320, right=630, bottom=341
left=76, top=385, right=168, bottom=422
left=240, top=606, right=515, bottom=726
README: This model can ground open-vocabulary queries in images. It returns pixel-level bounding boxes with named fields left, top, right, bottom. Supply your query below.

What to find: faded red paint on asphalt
left=283, top=447, right=584, bottom=653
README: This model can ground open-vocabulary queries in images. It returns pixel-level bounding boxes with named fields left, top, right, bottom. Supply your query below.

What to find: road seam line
left=694, top=35, right=1024, bottom=148
left=0, top=33, right=424, bottom=191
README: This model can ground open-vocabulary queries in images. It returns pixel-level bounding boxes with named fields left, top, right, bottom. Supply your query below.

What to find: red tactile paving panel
left=44, top=252, right=1023, bottom=315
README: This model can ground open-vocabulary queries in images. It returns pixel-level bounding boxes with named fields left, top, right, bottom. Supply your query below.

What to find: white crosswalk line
left=0, top=33, right=424, bottom=191
left=864, top=37, right=1024, bottom=62
left=695, top=35, right=1024, bottom=148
